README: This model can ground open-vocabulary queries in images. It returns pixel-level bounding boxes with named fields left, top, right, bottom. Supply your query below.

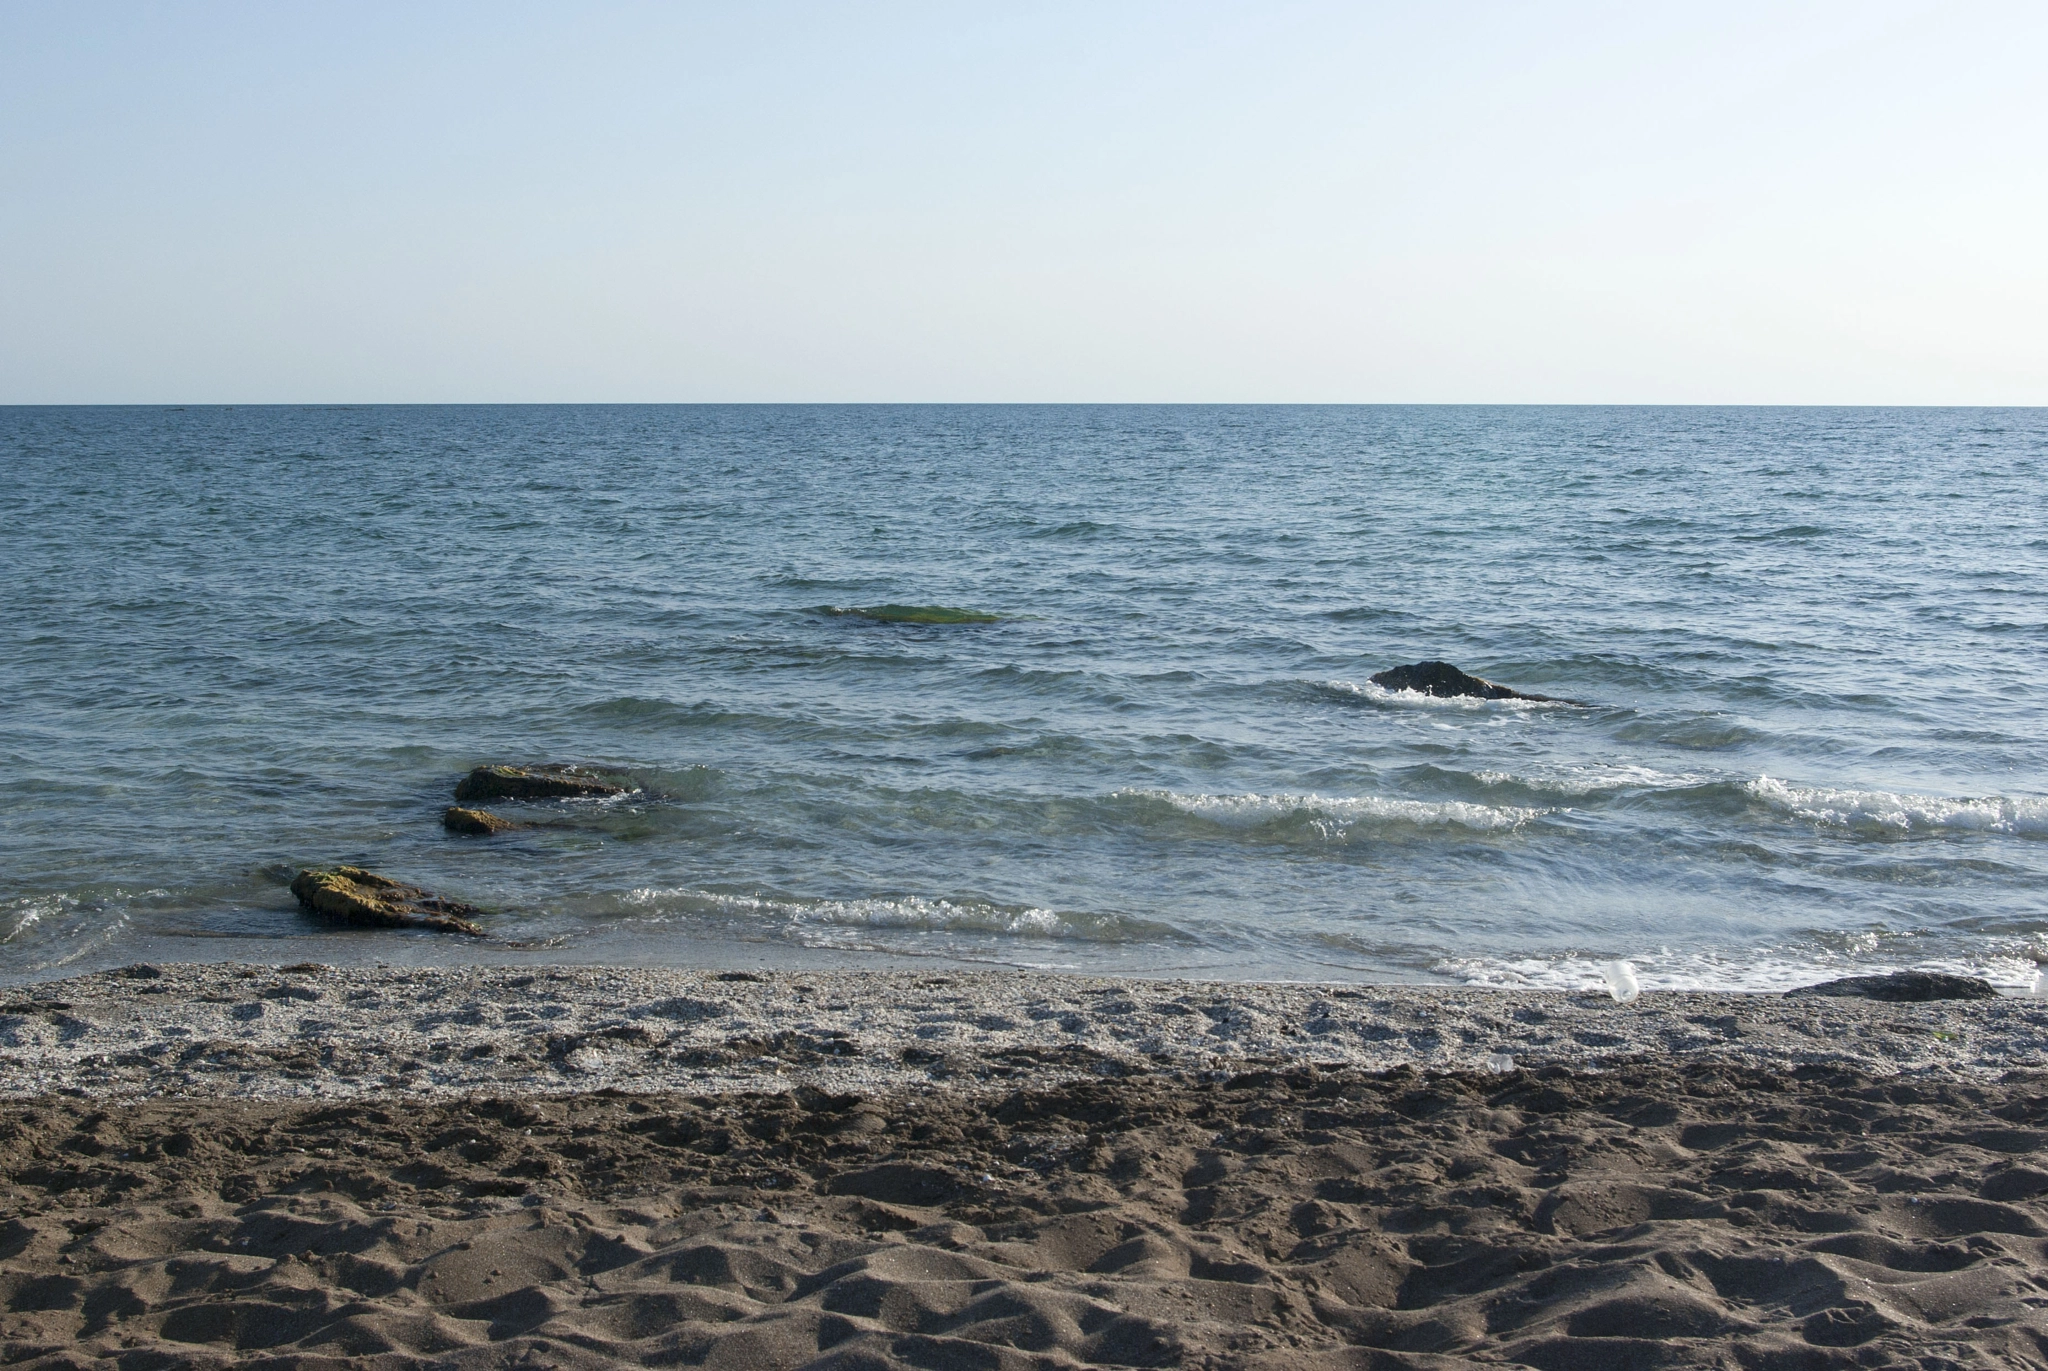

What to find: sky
left=2, top=2, right=2043, bottom=403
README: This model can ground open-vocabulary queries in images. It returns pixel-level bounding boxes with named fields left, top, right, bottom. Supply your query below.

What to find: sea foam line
left=1321, top=679, right=1572, bottom=713
left=1438, top=948, right=2045, bottom=995
left=1748, top=776, right=2048, bottom=836
left=622, top=887, right=1152, bottom=942
left=1125, top=788, right=1545, bottom=832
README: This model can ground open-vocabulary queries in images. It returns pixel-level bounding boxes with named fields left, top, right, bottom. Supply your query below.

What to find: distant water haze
left=2, top=405, right=2043, bottom=991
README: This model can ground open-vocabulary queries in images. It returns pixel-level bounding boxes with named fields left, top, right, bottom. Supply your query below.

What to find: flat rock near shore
left=3, top=964, right=2045, bottom=1101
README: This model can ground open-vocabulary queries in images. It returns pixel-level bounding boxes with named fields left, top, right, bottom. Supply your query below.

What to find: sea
left=3, top=405, right=2043, bottom=992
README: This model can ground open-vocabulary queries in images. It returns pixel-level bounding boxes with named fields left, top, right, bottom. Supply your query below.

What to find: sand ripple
left=4, top=1062, right=2048, bottom=1367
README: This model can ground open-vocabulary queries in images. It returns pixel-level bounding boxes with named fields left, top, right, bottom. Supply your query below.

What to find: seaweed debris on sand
left=829, top=603, right=1001, bottom=624
left=453, top=764, right=627, bottom=802
left=288, top=865, right=486, bottom=935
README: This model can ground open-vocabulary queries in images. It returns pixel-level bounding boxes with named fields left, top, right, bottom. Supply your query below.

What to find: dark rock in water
left=1369, top=660, right=1562, bottom=702
left=289, top=866, right=486, bottom=936
left=1785, top=971, right=1999, bottom=1002
left=454, top=765, right=626, bottom=803
left=443, top=805, right=517, bottom=836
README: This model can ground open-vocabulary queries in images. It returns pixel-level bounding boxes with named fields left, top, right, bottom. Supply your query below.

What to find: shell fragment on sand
left=443, top=805, right=517, bottom=836
left=288, top=866, right=486, bottom=936
left=453, top=765, right=626, bottom=803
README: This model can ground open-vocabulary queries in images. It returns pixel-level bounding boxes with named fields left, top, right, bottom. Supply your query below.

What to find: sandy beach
left=2, top=965, right=2046, bottom=1367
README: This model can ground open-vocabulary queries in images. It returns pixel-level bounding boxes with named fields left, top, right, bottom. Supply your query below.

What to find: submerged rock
left=289, top=866, right=486, bottom=936
left=830, top=604, right=1001, bottom=625
left=1786, top=971, right=1999, bottom=1002
left=443, top=806, right=516, bottom=836
left=1369, top=660, right=1564, bottom=702
left=454, top=765, right=626, bottom=803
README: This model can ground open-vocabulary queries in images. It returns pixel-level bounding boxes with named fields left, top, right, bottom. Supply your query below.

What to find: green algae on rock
left=443, top=805, right=516, bottom=836
left=453, top=764, right=626, bottom=803
left=289, top=866, right=486, bottom=935
left=829, top=604, right=1000, bottom=625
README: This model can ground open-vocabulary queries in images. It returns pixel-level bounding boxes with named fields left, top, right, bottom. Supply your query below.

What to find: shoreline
left=4, top=961, right=2045, bottom=1102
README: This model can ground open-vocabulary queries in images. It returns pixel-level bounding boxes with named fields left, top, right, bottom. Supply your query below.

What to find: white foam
left=0, top=895, right=62, bottom=945
left=1440, top=946, right=2046, bottom=995
left=1322, top=679, right=1571, bottom=713
left=1127, top=788, right=1545, bottom=833
left=625, top=887, right=1095, bottom=940
left=0, top=892, right=140, bottom=972
left=1473, top=763, right=1711, bottom=796
left=1748, top=776, right=2048, bottom=837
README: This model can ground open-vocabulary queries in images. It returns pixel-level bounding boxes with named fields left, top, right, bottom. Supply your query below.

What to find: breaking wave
left=622, top=886, right=1177, bottom=944
left=1125, top=788, right=1545, bottom=833
left=1318, top=679, right=1575, bottom=713
left=1438, top=945, right=2045, bottom=995
left=1748, top=777, right=2048, bottom=838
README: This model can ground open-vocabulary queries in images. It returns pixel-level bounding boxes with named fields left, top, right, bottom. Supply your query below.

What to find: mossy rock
left=454, top=765, right=626, bottom=803
left=444, top=806, right=517, bottom=836
left=289, top=866, right=485, bottom=936
left=831, top=604, right=1000, bottom=625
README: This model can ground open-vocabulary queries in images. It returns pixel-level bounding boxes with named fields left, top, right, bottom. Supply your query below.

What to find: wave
left=621, top=886, right=1179, bottom=944
left=1469, top=763, right=1713, bottom=798
left=1437, top=945, right=2045, bottom=995
left=818, top=604, right=1001, bottom=625
left=1316, top=679, right=1575, bottom=713
left=1123, top=788, right=1544, bottom=833
left=0, top=891, right=143, bottom=976
left=1734, top=524, right=1830, bottom=542
left=1747, top=776, right=2048, bottom=838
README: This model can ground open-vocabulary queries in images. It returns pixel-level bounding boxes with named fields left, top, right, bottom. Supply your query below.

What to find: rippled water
left=3, top=405, right=2044, bottom=989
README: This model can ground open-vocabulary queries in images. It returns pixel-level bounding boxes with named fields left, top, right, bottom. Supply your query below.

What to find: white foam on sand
left=9, top=963, right=2048, bottom=1102
left=1439, top=946, right=2046, bottom=995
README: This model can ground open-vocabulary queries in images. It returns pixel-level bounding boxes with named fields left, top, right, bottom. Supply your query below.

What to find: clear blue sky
left=2, top=2, right=2042, bottom=402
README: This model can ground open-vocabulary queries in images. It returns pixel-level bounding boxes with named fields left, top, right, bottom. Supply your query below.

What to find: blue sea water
left=2, top=405, right=2044, bottom=990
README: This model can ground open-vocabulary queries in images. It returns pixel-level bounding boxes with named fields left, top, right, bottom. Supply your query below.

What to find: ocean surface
left=2, top=405, right=2044, bottom=991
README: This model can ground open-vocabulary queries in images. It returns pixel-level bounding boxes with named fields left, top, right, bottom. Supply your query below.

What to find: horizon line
left=5, top=400, right=2045, bottom=411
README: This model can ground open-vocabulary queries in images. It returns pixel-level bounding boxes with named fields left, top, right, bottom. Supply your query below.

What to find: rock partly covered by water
left=1369, top=659, right=1563, bottom=702
left=453, top=765, right=625, bottom=803
left=1786, top=971, right=2001, bottom=1002
left=288, top=866, right=485, bottom=936
left=443, top=806, right=517, bottom=836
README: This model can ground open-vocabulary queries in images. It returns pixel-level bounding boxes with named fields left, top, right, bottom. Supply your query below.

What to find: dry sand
left=4, top=964, right=2048, bottom=1368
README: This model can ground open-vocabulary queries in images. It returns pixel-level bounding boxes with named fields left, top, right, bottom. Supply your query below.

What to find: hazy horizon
left=4, top=2, right=2043, bottom=405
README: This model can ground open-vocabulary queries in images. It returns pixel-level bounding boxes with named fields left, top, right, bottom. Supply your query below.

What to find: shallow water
left=3, top=405, right=2043, bottom=989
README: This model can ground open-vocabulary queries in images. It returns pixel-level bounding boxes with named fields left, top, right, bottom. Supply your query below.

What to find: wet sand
left=4, top=965, right=2048, bottom=1367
